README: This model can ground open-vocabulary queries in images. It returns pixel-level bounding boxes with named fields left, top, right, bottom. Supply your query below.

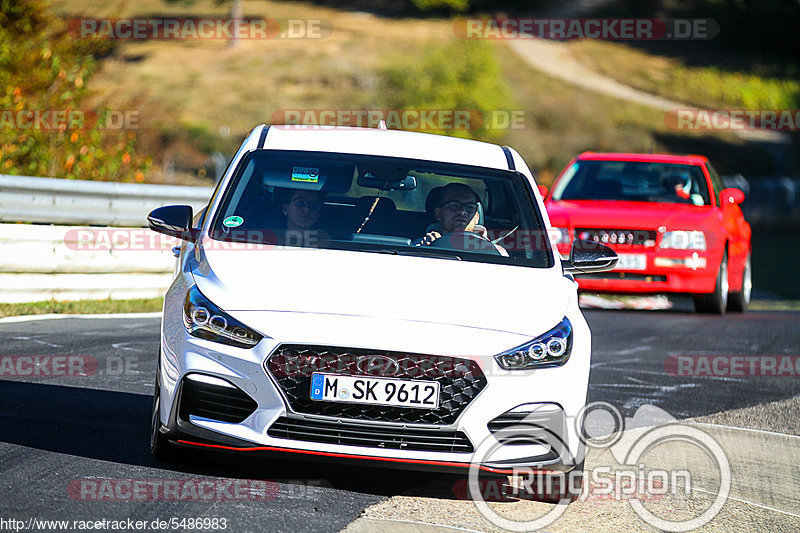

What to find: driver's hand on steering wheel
left=419, top=231, right=442, bottom=246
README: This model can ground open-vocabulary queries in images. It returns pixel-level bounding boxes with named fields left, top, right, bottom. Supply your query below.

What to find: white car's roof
left=260, top=125, right=513, bottom=171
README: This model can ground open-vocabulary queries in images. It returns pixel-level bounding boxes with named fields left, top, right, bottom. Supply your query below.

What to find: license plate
left=309, top=373, right=440, bottom=409
left=615, top=253, right=647, bottom=271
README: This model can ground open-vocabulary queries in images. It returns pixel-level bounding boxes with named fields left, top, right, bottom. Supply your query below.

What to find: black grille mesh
left=269, top=416, right=473, bottom=453
left=179, top=376, right=257, bottom=424
left=266, top=344, right=487, bottom=425
left=488, top=408, right=566, bottom=449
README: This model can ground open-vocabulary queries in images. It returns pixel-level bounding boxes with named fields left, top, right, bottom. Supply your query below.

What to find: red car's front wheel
left=727, top=251, right=752, bottom=313
left=694, top=251, right=729, bottom=314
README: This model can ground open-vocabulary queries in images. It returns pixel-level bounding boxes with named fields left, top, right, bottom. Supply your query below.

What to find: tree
left=0, top=0, right=150, bottom=181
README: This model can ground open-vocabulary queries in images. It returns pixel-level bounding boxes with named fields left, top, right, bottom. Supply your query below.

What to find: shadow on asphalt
left=0, top=380, right=471, bottom=501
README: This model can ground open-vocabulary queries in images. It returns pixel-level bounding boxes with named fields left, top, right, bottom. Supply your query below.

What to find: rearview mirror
left=563, top=239, right=618, bottom=273
left=147, top=205, right=195, bottom=241
left=538, top=184, right=549, bottom=198
left=357, top=173, right=417, bottom=191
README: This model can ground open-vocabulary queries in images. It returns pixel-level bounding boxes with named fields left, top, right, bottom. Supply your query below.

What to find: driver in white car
left=416, top=183, right=508, bottom=256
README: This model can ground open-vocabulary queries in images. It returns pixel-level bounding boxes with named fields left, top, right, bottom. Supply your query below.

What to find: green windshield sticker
left=222, top=215, right=244, bottom=228
left=291, top=166, right=320, bottom=183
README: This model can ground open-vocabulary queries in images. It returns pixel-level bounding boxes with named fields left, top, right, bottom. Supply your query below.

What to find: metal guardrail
left=0, top=172, right=796, bottom=303
left=0, top=174, right=212, bottom=303
left=0, top=222, right=178, bottom=303
left=0, top=174, right=213, bottom=227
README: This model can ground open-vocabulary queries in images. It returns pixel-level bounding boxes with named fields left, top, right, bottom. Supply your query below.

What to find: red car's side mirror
left=721, top=188, right=745, bottom=205
left=538, top=184, right=549, bottom=198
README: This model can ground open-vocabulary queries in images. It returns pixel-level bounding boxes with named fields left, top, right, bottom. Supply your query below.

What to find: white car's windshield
left=209, top=149, right=554, bottom=268
left=553, top=160, right=711, bottom=206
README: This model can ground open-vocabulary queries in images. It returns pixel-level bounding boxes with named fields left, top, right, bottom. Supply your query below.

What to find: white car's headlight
left=495, top=317, right=572, bottom=370
left=659, top=230, right=706, bottom=250
left=183, top=286, right=263, bottom=348
left=548, top=227, right=570, bottom=246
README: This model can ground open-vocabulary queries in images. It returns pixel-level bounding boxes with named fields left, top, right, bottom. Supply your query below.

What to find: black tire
left=534, top=461, right=584, bottom=504
left=727, top=251, right=751, bottom=313
left=497, top=461, right=584, bottom=504
left=150, top=364, right=178, bottom=463
left=694, top=250, right=729, bottom=314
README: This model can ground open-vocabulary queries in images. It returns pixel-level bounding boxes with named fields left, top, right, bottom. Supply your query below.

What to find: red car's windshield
left=553, top=160, right=711, bottom=206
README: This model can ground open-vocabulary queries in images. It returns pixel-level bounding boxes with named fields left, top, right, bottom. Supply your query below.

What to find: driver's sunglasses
left=439, top=200, right=478, bottom=215
left=292, top=199, right=322, bottom=211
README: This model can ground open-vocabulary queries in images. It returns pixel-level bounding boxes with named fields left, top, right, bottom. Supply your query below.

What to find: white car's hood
left=192, top=244, right=571, bottom=337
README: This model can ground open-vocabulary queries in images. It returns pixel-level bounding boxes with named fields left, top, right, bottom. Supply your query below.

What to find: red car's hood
left=545, top=200, right=716, bottom=230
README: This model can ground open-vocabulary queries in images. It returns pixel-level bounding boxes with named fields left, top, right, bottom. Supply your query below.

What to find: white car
left=148, top=124, right=617, bottom=497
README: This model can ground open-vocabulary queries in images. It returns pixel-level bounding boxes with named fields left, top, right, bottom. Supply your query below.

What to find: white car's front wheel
left=150, top=360, right=178, bottom=462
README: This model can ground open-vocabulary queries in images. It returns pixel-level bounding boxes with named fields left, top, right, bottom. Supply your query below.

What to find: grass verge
left=749, top=300, right=800, bottom=311
left=494, top=39, right=763, bottom=181
left=52, top=0, right=452, bottom=183
left=0, top=297, right=163, bottom=318
left=567, top=40, right=799, bottom=110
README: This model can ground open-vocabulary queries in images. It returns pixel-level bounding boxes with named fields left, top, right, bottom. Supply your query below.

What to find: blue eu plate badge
left=310, top=373, right=324, bottom=399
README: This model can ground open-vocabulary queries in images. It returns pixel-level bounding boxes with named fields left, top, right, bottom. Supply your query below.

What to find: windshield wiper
left=367, top=247, right=462, bottom=260
left=396, top=248, right=461, bottom=261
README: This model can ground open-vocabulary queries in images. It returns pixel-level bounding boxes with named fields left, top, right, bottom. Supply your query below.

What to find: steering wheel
left=427, top=231, right=502, bottom=256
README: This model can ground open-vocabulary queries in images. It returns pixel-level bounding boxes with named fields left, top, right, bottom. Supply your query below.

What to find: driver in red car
left=416, top=183, right=508, bottom=256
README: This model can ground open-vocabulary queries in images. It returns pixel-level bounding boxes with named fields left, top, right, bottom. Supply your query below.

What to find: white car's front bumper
left=157, top=276, right=590, bottom=475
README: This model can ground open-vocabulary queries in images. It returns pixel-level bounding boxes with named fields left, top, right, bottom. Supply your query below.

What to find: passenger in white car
left=279, top=189, right=325, bottom=247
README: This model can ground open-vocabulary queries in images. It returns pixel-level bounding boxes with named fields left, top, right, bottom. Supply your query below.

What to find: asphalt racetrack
left=0, top=306, right=798, bottom=532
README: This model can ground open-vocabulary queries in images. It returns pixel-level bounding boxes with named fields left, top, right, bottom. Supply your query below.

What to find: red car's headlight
left=659, top=230, right=706, bottom=250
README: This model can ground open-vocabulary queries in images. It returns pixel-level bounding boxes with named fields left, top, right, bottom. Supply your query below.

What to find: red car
left=543, top=152, right=751, bottom=314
